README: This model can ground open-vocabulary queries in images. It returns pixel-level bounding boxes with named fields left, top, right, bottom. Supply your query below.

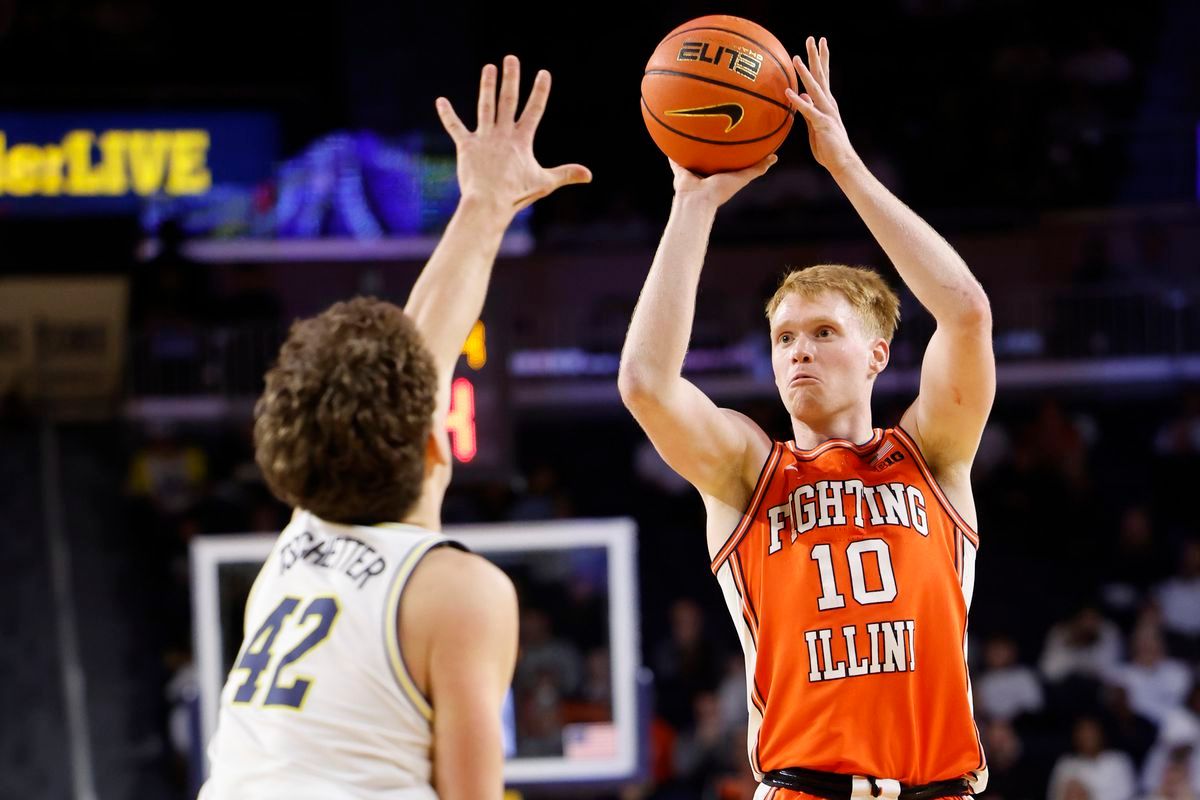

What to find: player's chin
left=783, top=388, right=822, bottom=418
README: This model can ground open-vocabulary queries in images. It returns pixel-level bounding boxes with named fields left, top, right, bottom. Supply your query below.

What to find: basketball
left=641, top=15, right=796, bottom=175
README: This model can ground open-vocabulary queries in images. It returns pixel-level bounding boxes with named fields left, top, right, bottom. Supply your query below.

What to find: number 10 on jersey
left=810, top=539, right=898, bottom=610
left=804, top=539, right=915, bottom=683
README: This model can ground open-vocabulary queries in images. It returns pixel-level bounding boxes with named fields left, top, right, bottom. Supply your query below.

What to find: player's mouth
left=789, top=373, right=819, bottom=386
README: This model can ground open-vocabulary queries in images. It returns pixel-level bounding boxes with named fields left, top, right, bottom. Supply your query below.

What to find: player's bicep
left=624, top=377, right=770, bottom=503
left=427, top=557, right=518, bottom=800
left=903, top=316, right=995, bottom=469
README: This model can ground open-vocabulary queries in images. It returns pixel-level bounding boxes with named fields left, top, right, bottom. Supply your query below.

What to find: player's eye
left=817, top=327, right=834, bottom=338
left=778, top=333, right=793, bottom=345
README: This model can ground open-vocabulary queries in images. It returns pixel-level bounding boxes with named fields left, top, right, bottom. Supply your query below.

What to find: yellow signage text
left=0, top=129, right=212, bottom=197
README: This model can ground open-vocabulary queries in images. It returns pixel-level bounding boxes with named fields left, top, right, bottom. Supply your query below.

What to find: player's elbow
left=950, top=288, right=991, bottom=331
left=617, top=362, right=660, bottom=411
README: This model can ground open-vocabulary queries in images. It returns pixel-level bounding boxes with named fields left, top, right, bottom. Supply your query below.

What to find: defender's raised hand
left=435, top=55, right=591, bottom=215
left=787, top=37, right=859, bottom=175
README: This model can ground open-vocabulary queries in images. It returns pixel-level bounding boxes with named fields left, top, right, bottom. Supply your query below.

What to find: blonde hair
left=765, top=264, right=901, bottom=342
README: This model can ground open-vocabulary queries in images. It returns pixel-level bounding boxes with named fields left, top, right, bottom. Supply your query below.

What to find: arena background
left=2, top=1, right=1199, bottom=798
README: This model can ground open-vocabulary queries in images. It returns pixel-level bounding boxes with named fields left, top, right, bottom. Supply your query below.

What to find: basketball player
left=619, top=37, right=993, bottom=800
left=199, top=56, right=590, bottom=799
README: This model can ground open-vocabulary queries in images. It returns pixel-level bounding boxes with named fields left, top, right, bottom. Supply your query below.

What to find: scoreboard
left=447, top=316, right=511, bottom=478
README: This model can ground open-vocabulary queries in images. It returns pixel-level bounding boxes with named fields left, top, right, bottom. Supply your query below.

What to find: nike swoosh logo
left=664, top=103, right=745, bottom=132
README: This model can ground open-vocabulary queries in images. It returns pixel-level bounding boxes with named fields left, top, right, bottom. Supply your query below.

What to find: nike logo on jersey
left=664, top=103, right=745, bottom=132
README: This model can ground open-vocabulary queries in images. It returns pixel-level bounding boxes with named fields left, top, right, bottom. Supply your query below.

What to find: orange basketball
left=641, top=15, right=796, bottom=175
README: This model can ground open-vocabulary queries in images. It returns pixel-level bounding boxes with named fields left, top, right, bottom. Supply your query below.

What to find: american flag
left=869, top=440, right=895, bottom=466
left=563, top=723, right=618, bottom=760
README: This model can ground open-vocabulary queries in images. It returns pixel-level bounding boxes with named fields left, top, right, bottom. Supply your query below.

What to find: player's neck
left=400, top=488, right=444, bottom=532
left=790, top=408, right=875, bottom=451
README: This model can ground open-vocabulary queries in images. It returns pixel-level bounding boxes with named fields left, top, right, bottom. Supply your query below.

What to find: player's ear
left=868, top=338, right=890, bottom=377
left=425, top=426, right=451, bottom=475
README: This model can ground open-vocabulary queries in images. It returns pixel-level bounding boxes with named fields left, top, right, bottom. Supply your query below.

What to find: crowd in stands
left=122, top=390, right=1200, bottom=800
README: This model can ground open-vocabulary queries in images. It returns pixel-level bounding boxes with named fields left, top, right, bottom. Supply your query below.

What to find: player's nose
left=790, top=337, right=815, bottom=363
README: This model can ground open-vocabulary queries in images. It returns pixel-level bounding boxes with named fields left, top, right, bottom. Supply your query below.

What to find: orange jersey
left=710, top=427, right=987, bottom=790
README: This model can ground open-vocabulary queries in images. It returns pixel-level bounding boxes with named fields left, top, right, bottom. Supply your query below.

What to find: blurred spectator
left=1155, top=394, right=1200, bottom=456
left=510, top=462, right=574, bottom=521
left=1102, top=506, right=1169, bottom=621
left=511, top=606, right=580, bottom=758
left=982, top=719, right=1046, bottom=800
left=978, top=633, right=1045, bottom=722
left=1024, top=399, right=1093, bottom=489
left=129, top=220, right=217, bottom=394
left=1063, top=778, right=1095, bottom=800
left=708, top=725, right=759, bottom=800
left=126, top=424, right=208, bottom=516
left=1141, top=687, right=1200, bottom=797
left=1048, top=716, right=1138, bottom=800
left=515, top=608, right=582, bottom=699
left=1042, top=605, right=1124, bottom=683
left=1142, top=752, right=1199, bottom=800
left=580, top=648, right=612, bottom=708
left=716, top=654, right=749, bottom=736
left=1154, top=540, right=1200, bottom=643
left=516, top=669, right=566, bottom=756
left=131, top=219, right=214, bottom=331
left=1061, top=31, right=1134, bottom=89
left=673, top=692, right=726, bottom=788
left=1107, top=626, right=1193, bottom=727
left=1102, top=684, right=1162, bottom=768
left=973, top=422, right=1014, bottom=480
left=165, top=649, right=197, bottom=764
left=653, top=599, right=722, bottom=729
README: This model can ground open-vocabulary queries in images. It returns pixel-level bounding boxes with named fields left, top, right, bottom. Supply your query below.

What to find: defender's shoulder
left=408, top=546, right=516, bottom=621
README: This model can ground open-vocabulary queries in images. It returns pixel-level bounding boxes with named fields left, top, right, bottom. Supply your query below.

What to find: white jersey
left=200, top=510, right=461, bottom=800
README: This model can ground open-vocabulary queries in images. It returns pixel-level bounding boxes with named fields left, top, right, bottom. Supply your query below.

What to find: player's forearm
left=434, top=724, right=505, bottom=800
left=831, top=158, right=990, bottom=326
left=619, top=195, right=717, bottom=396
left=404, top=194, right=512, bottom=380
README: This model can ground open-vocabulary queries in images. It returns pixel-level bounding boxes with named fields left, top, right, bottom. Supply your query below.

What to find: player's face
left=769, top=291, right=887, bottom=422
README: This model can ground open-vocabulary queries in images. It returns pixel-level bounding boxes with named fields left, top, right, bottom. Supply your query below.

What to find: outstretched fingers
left=806, top=36, right=828, bottom=90
left=435, top=97, right=469, bottom=143
left=497, top=55, right=520, bottom=125
left=546, top=163, right=593, bottom=187
left=517, top=69, right=552, bottom=133
left=512, top=163, right=592, bottom=210
left=477, top=63, right=497, bottom=129
left=792, top=50, right=831, bottom=112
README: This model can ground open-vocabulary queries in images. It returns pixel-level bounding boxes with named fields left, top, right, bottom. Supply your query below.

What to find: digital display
left=447, top=377, right=478, bottom=463
left=0, top=112, right=277, bottom=215
left=449, top=318, right=510, bottom=476
left=142, top=130, right=530, bottom=241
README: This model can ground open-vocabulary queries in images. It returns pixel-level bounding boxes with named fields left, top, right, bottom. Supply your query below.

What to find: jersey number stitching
left=810, top=539, right=898, bottom=610
left=231, top=596, right=341, bottom=710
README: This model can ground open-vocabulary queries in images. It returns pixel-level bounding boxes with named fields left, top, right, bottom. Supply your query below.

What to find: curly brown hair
left=253, top=297, right=438, bottom=524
